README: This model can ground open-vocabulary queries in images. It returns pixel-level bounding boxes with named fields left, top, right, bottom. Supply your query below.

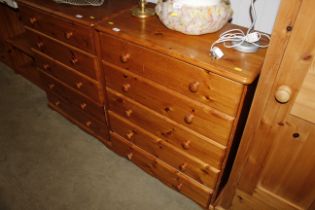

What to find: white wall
left=230, top=0, right=281, bottom=34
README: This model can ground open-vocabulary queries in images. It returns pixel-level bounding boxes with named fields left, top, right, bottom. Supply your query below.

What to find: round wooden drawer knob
left=65, top=31, right=73, bottom=39
left=179, top=163, right=188, bottom=171
left=125, top=109, right=133, bottom=117
left=49, top=84, right=55, bottom=90
left=29, top=17, right=37, bottom=24
left=86, top=121, right=92, bottom=127
left=155, top=138, right=162, bottom=144
left=122, top=83, right=131, bottom=92
left=80, top=103, right=87, bottom=110
left=37, top=42, right=44, bottom=49
left=127, top=152, right=133, bottom=160
left=275, top=85, right=292, bottom=103
left=42, top=64, right=50, bottom=70
left=125, top=131, right=134, bottom=140
left=184, top=113, right=194, bottom=124
left=182, top=141, right=191, bottom=150
left=71, top=57, right=78, bottom=64
left=202, top=165, right=211, bottom=174
left=189, top=81, right=200, bottom=93
left=176, top=183, right=183, bottom=191
left=120, top=53, right=131, bottom=63
left=76, top=82, right=83, bottom=89
left=161, top=129, right=173, bottom=137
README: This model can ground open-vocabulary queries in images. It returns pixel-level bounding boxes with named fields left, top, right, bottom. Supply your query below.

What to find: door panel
left=260, top=115, right=315, bottom=208
left=218, top=0, right=315, bottom=209
left=291, top=62, right=315, bottom=123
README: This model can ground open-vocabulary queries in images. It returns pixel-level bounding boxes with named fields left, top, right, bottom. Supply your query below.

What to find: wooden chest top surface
left=97, top=9, right=267, bottom=84
left=17, top=0, right=137, bottom=26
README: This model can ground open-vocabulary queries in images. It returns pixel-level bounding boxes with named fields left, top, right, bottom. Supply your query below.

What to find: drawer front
left=107, top=89, right=226, bottom=168
left=104, top=63, right=234, bottom=145
left=20, top=4, right=95, bottom=54
left=48, top=93, right=108, bottom=141
left=32, top=47, right=97, bottom=80
left=109, top=111, right=220, bottom=189
left=34, top=50, right=102, bottom=103
left=26, top=29, right=98, bottom=78
left=100, top=34, right=244, bottom=116
left=40, top=71, right=106, bottom=122
left=109, top=132, right=212, bottom=207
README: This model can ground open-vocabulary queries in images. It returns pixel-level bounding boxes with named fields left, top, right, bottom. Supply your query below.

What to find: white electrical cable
left=210, top=0, right=271, bottom=58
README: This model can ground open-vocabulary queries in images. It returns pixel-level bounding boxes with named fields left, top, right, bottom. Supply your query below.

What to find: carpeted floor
left=0, top=62, right=200, bottom=210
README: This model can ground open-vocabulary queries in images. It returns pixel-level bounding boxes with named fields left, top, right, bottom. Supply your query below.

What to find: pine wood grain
left=104, top=62, right=235, bottom=145
left=109, top=111, right=220, bottom=189
left=215, top=0, right=315, bottom=209
left=100, top=34, right=244, bottom=116
left=107, top=88, right=227, bottom=168
left=97, top=10, right=266, bottom=85
left=291, top=63, right=315, bottom=123
left=108, top=131, right=213, bottom=207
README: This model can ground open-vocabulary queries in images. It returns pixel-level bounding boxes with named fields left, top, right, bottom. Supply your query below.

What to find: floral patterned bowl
left=155, top=0, right=233, bottom=35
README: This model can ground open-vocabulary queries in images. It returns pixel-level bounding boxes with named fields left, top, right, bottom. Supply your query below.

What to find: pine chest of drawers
left=15, top=1, right=266, bottom=208
left=17, top=0, right=136, bottom=141
left=97, top=10, right=266, bottom=208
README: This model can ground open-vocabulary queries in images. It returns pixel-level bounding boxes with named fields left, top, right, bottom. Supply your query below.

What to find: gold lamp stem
left=132, top=0, right=155, bottom=18
left=140, top=0, right=145, bottom=13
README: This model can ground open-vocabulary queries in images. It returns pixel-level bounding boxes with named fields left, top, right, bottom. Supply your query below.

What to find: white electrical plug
left=245, top=32, right=260, bottom=43
left=210, top=47, right=224, bottom=59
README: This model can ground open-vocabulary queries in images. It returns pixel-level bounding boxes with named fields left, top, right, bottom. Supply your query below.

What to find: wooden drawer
left=100, top=34, right=244, bottom=116
left=104, top=63, right=234, bottom=145
left=107, top=89, right=226, bottom=168
left=108, top=132, right=212, bottom=207
left=109, top=111, right=220, bottom=189
left=26, top=28, right=98, bottom=79
left=34, top=50, right=103, bottom=103
left=48, top=93, right=108, bottom=141
left=20, top=4, right=95, bottom=54
left=32, top=47, right=98, bottom=80
left=40, top=71, right=106, bottom=122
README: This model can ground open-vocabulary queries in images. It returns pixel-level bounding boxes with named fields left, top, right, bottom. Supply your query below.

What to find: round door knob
left=125, top=109, right=133, bottom=117
left=120, top=53, right=131, bottom=63
left=65, top=31, right=73, bottom=39
left=184, top=113, right=194, bottom=124
left=275, top=85, right=292, bottom=103
left=182, top=140, right=191, bottom=150
left=122, top=83, right=131, bottom=92
left=29, top=17, right=37, bottom=24
left=189, top=81, right=200, bottom=93
left=80, top=103, right=87, bottom=110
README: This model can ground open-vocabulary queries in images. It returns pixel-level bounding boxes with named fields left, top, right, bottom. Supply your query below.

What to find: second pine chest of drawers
left=18, top=0, right=136, bottom=141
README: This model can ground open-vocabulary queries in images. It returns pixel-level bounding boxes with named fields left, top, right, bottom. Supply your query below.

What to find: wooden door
left=214, top=0, right=315, bottom=209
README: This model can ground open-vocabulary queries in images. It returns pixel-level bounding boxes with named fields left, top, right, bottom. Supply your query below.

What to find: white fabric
left=53, top=0, right=104, bottom=6
left=173, top=0, right=221, bottom=7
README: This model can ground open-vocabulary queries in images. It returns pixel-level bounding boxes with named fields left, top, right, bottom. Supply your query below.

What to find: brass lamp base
left=131, top=7, right=155, bottom=18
